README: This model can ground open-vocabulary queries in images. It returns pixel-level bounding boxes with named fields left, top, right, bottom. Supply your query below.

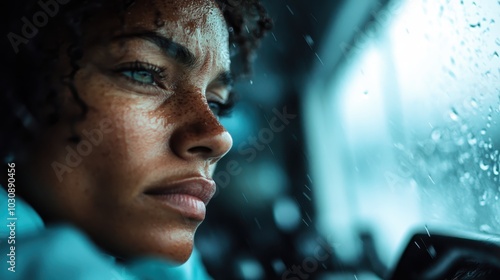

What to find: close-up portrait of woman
left=0, top=0, right=271, bottom=279
left=3, top=0, right=500, bottom=279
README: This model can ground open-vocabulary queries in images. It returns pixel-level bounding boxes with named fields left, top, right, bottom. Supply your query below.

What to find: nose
left=170, top=97, right=233, bottom=162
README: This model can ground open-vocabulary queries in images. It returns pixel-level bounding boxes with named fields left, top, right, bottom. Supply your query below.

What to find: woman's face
left=21, top=0, right=232, bottom=263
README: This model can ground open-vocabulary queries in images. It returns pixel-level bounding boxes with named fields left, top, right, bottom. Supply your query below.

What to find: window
left=305, top=0, right=500, bottom=269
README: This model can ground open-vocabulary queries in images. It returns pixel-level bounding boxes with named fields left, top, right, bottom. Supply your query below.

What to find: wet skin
left=20, top=0, right=233, bottom=263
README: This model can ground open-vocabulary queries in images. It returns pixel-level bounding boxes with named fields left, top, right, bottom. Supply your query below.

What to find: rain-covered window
left=304, top=0, right=500, bottom=270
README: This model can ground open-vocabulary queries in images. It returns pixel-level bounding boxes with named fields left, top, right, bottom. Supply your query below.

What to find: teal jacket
left=0, top=186, right=212, bottom=279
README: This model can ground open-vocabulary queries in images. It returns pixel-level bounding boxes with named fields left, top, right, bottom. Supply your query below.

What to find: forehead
left=119, top=0, right=230, bottom=64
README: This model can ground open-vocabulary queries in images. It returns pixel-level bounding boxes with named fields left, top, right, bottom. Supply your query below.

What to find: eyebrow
left=113, top=31, right=233, bottom=88
left=113, top=31, right=197, bottom=68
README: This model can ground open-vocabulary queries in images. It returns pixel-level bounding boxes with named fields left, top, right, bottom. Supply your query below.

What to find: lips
left=143, top=177, right=216, bottom=220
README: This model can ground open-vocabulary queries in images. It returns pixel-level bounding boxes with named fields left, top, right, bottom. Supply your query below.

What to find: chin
left=95, top=226, right=197, bottom=264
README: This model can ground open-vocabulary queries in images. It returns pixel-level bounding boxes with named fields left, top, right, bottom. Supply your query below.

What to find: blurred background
left=196, top=0, right=500, bottom=279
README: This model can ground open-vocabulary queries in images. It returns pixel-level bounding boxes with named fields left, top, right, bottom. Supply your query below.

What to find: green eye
left=208, top=100, right=234, bottom=118
left=122, top=70, right=155, bottom=85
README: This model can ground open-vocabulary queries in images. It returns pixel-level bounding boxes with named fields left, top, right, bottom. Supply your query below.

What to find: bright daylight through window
left=305, top=0, right=500, bottom=269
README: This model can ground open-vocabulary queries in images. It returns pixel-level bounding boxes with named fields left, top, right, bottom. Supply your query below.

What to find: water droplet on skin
left=155, top=18, right=165, bottom=27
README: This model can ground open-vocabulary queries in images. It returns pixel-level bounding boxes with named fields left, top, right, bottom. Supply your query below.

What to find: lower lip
left=148, top=194, right=206, bottom=220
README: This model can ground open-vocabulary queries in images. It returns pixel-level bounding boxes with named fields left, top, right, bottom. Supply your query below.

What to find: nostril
left=187, top=146, right=213, bottom=155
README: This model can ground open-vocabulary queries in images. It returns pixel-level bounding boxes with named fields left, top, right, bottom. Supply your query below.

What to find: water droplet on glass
left=431, top=129, right=441, bottom=141
left=448, top=70, right=457, bottom=78
left=470, top=98, right=478, bottom=108
left=480, top=160, right=489, bottom=170
left=493, top=163, right=499, bottom=175
left=480, top=129, right=486, bottom=135
left=468, top=134, right=477, bottom=145
left=480, top=224, right=492, bottom=232
left=460, top=124, right=469, bottom=132
left=479, top=191, right=488, bottom=206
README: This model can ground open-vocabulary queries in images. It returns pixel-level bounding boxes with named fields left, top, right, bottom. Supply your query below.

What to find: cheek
left=74, top=75, right=172, bottom=171
left=118, top=108, right=169, bottom=163
left=87, top=104, right=170, bottom=170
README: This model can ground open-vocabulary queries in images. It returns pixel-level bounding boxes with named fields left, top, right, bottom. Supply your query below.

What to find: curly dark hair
left=0, top=0, right=272, bottom=163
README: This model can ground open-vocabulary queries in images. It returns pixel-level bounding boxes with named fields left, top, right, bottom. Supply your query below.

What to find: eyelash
left=210, top=92, right=236, bottom=118
left=115, top=61, right=167, bottom=89
left=115, top=61, right=236, bottom=118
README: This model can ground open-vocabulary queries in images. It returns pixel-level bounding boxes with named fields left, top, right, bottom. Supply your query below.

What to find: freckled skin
left=19, top=0, right=233, bottom=263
